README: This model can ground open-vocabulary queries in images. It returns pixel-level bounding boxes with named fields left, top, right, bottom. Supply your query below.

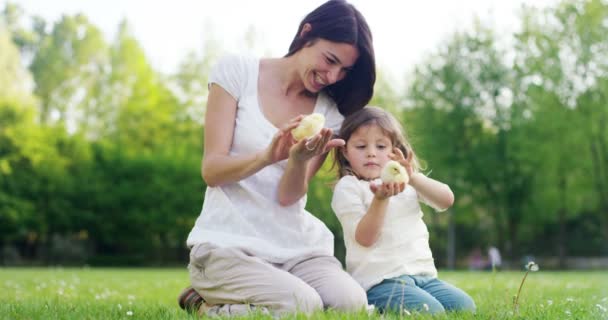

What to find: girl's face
left=298, top=39, right=359, bottom=93
left=342, top=124, right=394, bottom=180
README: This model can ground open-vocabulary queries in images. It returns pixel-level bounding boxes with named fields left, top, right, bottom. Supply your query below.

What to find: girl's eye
left=325, top=56, right=336, bottom=65
left=356, top=145, right=365, bottom=149
left=377, top=145, right=386, bottom=149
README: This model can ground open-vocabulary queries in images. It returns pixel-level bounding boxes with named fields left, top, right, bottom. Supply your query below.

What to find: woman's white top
left=187, top=55, right=344, bottom=263
left=331, top=175, right=439, bottom=291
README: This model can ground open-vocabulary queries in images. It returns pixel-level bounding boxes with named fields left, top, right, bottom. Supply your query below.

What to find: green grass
left=1, top=268, right=607, bottom=319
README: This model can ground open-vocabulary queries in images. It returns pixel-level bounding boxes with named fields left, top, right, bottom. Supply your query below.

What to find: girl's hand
left=390, top=147, right=414, bottom=177
left=289, top=128, right=345, bottom=163
left=370, top=181, right=405, bottom=200
left=263, top=115, right=303, bottom=165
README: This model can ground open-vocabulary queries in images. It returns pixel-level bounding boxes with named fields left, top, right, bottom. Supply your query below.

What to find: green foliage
left=1, top=0, right=607, bottom=266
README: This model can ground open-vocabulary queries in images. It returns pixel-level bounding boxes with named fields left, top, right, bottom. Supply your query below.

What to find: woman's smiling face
left=298, top=38, right=359, bottom=93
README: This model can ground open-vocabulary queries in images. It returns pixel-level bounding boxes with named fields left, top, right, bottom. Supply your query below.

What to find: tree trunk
left=446, top=210, right=455, bottom=270
left=557, top=174, right=567, bottom=269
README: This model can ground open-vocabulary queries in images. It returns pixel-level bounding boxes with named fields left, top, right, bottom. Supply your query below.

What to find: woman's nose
left=327, top=66, right=343, bottom=84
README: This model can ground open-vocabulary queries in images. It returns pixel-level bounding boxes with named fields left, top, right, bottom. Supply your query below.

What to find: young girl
left=331, top=107, right=476, bottom=314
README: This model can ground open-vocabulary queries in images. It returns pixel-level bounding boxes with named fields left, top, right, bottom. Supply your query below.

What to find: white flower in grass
left=117, top=304, right=122, bottom=310
left=365, top=304, right=375, bottom=315
left=596, top=304, right=607, bottom=312
left=402, top=308, right=411, bottom=316
left=423, top=303, right=429, bottom=311
left=566, top=297, right=574, bottom=302
left=526, top=261, right=539, bottom=271
left=126, top=311, right=133, bottom=316
left=565, top=310, right=571, bottom=315
left=547, top=300, right=553, bottom=306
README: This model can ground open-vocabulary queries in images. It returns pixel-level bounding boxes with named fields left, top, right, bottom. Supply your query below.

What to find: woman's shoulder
left=316, top=93, right=343, bottom=131
left=213, top=54, right=258, bottom=69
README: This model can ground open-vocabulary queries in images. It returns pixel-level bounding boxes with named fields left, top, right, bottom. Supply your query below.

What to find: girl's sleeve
left=418, top=191, right=448, bottom=212
left=208, top=54, right=247, bottom=101
left=331, top=176, right=367, bottom=239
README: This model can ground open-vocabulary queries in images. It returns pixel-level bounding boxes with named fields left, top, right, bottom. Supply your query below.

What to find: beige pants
left=188, top=243, right=367, bottom=316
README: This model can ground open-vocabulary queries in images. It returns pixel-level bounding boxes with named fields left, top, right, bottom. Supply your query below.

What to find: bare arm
left=391, top=147, right=455, bottom=211
left=202, top=84, right=299, bottom=187
left=409, top=173, right=454, bottom=210
left=277, top=128, right=345, bottom=206
left=354, top=182, right=404, bottom=247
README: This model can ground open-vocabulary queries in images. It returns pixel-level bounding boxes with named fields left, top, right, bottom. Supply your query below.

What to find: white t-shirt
left=187, top=54, right=345, bottom=263
left=331, top=175, right=439, bottom=291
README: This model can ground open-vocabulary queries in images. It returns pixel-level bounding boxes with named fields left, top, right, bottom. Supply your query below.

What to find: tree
left=405, top=23, right=534, bottom=263
left=514, top=0, right=608, bottom=263
left=101, top=20, right=180, bottom=153
left=29, top=13, right=108, bottom=131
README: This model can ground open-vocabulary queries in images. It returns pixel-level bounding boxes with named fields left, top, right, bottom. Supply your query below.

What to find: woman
left=179, top=0, right=376, bottom=316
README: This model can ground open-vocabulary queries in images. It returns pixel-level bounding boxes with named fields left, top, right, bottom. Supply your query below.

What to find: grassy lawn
left=1, top=268, right=607, bottom=319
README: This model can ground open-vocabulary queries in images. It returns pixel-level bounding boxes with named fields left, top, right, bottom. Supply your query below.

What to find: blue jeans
left=367, top=275, right=476, bottom=314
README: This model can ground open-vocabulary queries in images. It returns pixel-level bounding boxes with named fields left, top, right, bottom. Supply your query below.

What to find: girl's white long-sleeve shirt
left=331, top=175, right=439, bottom=291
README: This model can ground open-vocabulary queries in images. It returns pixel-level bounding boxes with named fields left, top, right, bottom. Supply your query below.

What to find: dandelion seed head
left=526, top=261, right=539, bottom=271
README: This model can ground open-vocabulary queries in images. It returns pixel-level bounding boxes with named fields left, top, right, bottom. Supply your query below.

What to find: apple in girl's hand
left=380, top=160, right=409, bottom=184
left=291, top=113, right=325, bottom=141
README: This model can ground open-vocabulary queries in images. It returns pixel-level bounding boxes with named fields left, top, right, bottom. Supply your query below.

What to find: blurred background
left=1, top=0, right=606, bottom=270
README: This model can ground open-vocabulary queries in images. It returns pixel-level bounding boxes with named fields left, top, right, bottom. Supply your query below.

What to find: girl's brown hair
left=333, top=106, right=422, bottom=179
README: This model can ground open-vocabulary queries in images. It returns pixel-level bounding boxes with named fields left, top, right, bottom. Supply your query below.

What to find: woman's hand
left=262, top=115, right=303, bottom=165
left=288, top=128, right=345, bottom=163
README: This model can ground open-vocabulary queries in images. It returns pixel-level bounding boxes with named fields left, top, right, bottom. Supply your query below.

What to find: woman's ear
left=299, top=23, right=312, bottom=37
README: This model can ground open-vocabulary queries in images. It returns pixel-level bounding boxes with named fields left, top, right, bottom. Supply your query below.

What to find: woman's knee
left=325, top=284, right=367, bottom=312
left=279, top=286, right=324, bottom=314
